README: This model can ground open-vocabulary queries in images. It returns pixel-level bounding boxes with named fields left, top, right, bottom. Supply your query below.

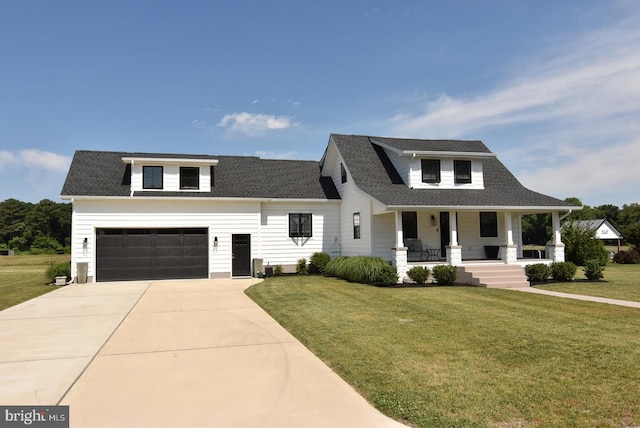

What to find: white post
left=502, top=212, right=518, bottom=264
left=548, top=211, right=565, bottom=262
left=392, top=211, right=408, bottom=282
left=447, top=211, right=462, bottom=266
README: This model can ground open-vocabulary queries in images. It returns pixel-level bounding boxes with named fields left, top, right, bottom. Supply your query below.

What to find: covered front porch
left=376, top=209, right=566, bottom=282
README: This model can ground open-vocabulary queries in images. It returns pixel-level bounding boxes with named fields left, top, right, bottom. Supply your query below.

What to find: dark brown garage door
left=96, top=228, right=208, bottom=282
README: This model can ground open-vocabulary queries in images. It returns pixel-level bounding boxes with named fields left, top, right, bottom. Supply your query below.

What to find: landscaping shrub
left=431, top=265, right=457, bottom=285
left=407, top=266, right=430, bottom=284
left=324, top=256, right=398, bottom=285
left=273, top=264, right=284, bottom=276
left=562, top=222, right=610, bottom=265
left=525, top=263, right=552, bottom=282
left=45, top=262, right=71, bottom=283
left=583, top=259, right=605, bottom=281
left=296, top=258, right=308, bottom=275
left=613, top=250, right=640, bottom=264
left=309, top=252, right=331, bottom=274
left=324, top=256, right=349, bottom=278
left=550, top=262, right=577, bottom=281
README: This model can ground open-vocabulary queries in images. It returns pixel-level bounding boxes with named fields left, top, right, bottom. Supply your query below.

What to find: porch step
left=456, top=265, right=529, bottom=288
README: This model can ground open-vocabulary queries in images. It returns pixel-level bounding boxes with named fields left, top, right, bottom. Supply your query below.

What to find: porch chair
left=404, top=239, right=427, bottom=262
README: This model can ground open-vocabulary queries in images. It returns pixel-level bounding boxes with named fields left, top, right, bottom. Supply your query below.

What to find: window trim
left=289, top=213, right=313, bottom=238
left=421, top=159, right=441, bottom=183
left=179, top=166, right=200, bottom=190
left=454, top=160, right=472, bottom=184
left=142, top=166, right=163, bottom=189
left=353, top=212, right=361, bottom=239
left=340, top=163, right=347, bottom=184
left=479, top=212, right=498, bottom=237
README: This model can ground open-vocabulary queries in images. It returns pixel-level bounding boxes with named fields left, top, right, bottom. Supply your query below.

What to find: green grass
left=247, top=276, right=640, bottom=427
left=539, top=264, right=640, bottom=302
left=0, top=254, right=69, bottom=310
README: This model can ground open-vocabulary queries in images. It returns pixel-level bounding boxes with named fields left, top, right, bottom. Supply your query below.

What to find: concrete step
left=456, top=265, right=529, bottom=289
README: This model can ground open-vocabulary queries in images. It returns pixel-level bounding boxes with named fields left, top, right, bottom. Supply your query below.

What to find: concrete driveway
left=0, top=279, right=406, bottom=428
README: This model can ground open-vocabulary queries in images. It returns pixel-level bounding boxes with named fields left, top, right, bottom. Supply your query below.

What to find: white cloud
left=255, top=150, right=297, bottom=160
left=0, top=149, right=70, bottom=172
left=0, top=149, right=71, bottom=202
left=217, top=112, right=298, bottom=135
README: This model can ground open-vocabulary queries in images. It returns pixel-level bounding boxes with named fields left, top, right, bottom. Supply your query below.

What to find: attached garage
left=96, top=228, right=209, bottom=282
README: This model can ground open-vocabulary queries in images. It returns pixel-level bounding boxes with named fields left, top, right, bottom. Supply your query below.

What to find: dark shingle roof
left=61, top=150, right=340, bottom=200
left=331, top=134, right=577, bottom=208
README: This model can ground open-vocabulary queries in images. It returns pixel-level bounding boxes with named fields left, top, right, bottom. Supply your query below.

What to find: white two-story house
left=61, top=134, right=579, bottom=283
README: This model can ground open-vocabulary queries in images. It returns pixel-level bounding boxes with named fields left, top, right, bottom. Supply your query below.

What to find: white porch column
left=392, top=211, right=408, bottom=282
left=548, top=211, right=565, bottom=262
left=501, top=211, right=518, bottom=264
left=447, top=210, right=462, bottom=266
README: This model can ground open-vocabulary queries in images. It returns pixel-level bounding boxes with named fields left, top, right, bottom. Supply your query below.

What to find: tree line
left=0, top=199, right=71, bottom=254
left=522, top=198, right=640, bottom=249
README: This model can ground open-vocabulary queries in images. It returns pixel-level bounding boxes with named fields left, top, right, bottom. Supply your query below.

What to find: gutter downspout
left=130, top=160, right=135, bottom=197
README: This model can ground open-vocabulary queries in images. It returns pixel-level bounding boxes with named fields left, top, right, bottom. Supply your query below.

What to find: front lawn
left=247, top=276, right=640, bottom=427
left=0, top=254, right=68, bottom=310
left=538, top=263, right=640, bottom=302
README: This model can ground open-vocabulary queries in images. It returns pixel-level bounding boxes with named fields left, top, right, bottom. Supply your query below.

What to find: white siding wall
left=330, top=153, right=373, bottom=257
left=259, top=201, right=340, bottom=266
left=71, top=198, right=339, bottom=280
left=408, top=159, right=484, bottom=189
left=382, top=148, right=410, bottom=184
left=456, top=211, right=505, bottom=259
left=372, top=213, right=395, bottom=260
left=131, top=163, right=211, bottom=192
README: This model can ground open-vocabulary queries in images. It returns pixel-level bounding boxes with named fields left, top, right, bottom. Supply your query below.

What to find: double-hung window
left=289, top=213, right=312, bottom=237
left=180, top=167, right=200, bottom=190
left=143, top=166, right=163, bottom=189
left=353, top=213, right=361, bottom=239
left=454, top=160, right=472, bottom=184
left=421, top=159, right=441, bottom=183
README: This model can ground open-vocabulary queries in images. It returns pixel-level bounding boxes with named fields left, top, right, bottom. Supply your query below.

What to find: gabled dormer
left=369, top=137, right=496, bottom=190
left=122, top=155, right=219, bottom=193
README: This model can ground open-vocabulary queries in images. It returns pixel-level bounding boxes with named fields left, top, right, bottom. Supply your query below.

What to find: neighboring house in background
left=61, top=134, right=580, bottom=283
left=565, top=219, right=623, bottom=251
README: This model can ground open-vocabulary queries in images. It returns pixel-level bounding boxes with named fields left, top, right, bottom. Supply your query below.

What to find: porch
left=379, top=209, right=566, bottom=282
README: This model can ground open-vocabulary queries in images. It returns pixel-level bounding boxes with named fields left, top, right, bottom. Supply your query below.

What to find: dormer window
left=180, top=167, right=200, bottom=190
left=143, top=166, right=163, bottom=189
left=454, top=160, right=472, bottom=184
left=421, top=159, right=441, bottom=183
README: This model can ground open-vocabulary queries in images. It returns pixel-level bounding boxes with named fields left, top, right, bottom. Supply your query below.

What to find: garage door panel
left=96, top=228, right=208, bottom=282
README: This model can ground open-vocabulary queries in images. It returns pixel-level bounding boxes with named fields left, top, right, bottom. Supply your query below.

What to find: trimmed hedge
left=407, top=266, right=430, bottom=285
left=613, top=250, right=640, bottom=264
left=431, top=265, right=457, bottom=286
left=309, top=252, right=331, bottom=274
left=45, top=262, right=71, bottom=283
left=550, top=262, right=577, bottom=281
left=525, top=263, right=551, bottom=282
left=583, top=259, right=605, bottom=281
left=324, top=256, right=398, bottom=285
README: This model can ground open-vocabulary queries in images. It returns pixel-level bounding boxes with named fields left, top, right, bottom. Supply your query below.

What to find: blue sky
left=1, top=0, right=639, bottom=207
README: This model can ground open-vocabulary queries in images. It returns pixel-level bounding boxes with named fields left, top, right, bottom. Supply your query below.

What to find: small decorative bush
left=309, top=252, right=331, bottom=274
left=550, top=262, right=577, bottom=281
left=324, top=256, right=397, bottom=285
left=525, top=263, right=552, bottom=282
left=296, top=258, right=308, bottom=275
left=45, top=262, right=71, bottom=283
left=583, top=259, right=605, bottom=281
left=273, top=264, right=284, bottom=276
left=613, top=250, right=640, bottom=264
left=407, top=266, right=430, bottom=284
left=431, top=265, right=457, bottom=286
